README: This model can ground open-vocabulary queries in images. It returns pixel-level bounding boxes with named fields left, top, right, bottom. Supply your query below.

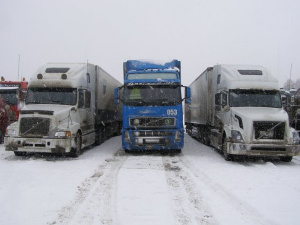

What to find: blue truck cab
left=114, top=59, right=190, bottom=152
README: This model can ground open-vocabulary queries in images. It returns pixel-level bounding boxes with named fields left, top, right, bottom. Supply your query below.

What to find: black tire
left=280, top=156, right=293, bottom=162
left=95, top=127, right=104, bottom=146
left=94, top=130, right=100, bottom=146
left=222, top=135, right=233, bottom=161
left=70, top=133, right=82, bottom=158
left=100, top=127, right=105, bottom=143
left=124, top=149, right=131, bottom=154
left=0, top=131, right=4, bottom=144
left=14, top=151, right=26, bottom=156
left=172, top=149, right=182, bottom=154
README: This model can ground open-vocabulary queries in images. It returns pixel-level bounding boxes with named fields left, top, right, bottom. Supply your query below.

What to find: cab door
left=78, top=89, right=94, bottom=143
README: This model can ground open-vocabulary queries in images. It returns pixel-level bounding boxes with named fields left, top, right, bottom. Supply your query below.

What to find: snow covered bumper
left=227, top=142, right=300, bottom=157
left=122, top=128, right=184, bottom=151
left=4, top=136, right=73, bottom=154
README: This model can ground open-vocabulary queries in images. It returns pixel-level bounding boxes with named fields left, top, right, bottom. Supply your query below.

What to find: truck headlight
left=133, top=119, right=140, bottom=126
left=6, top=129, right=16, bottom=136
left=292, top=132, right=300, bottom=144
left=174, top=131, right=181, bottom=142
left=55, top=131, right=71, bottom=137
left=124, top=131, right=130, bottom=142
left=231, top=130, right=244, bottom=143
left=133, top=131, right=140, bottom=137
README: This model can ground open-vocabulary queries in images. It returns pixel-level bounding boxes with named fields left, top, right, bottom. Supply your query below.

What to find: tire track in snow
left=179, top=154, right=279, bottom=225
left=49, top=150, right=128, bottom=225
left=162, top=155, right=216, bottom=225
left=238, top=159, right=300, bottom=194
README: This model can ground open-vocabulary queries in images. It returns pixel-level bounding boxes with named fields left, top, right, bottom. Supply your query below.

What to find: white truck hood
left=230, top=107, right=289, bottom=143
left=21, top=104, right=75, bottom=115
left=231, top=107, right=288, bottom=122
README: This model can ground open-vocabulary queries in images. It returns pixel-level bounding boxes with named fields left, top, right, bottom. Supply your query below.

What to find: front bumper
left=228, top=142, right=300, bottom=157
left=122, top=129, right=184, bottom=151
left=4, top=136, right=73, bottom=154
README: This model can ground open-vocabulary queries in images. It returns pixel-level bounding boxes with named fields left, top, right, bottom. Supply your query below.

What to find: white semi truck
left=5, top=63, right=122, bottom=157
left=185, top=64, right=300, bottom=162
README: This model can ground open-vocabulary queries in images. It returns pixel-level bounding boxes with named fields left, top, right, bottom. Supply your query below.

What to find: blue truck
left=114, top=59, right=190, bottom=152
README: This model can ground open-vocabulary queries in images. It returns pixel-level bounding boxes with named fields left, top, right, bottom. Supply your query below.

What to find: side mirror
left=114, top=87, right=120, bottom=104
left=70, top=107, right=77, bottom=112
left=185, top=87, right=191, bottom=104
left=215, top=93, right=221, bottom=105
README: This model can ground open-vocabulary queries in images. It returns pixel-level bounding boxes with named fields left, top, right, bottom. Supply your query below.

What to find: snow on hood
left=20, top=104, right=76, bottom=128
left=231, top=107, right=288, bottom=122
left=21, top=104, right=75, bottom=115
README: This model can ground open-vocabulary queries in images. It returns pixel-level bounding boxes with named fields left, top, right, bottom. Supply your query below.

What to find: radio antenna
left=289, top=63, right=292, bottom=90
left=87, top=60, right=89, bottom=73
left=18, top=54, right=20, bottom=81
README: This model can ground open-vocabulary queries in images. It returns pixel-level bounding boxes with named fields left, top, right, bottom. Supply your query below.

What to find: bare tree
left=295, top=79, right=300, bottom=90
left=283, top=79, right=300, bottom=90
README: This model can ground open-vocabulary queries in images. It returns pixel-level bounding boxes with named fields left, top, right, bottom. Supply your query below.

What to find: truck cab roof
left=28, top=63, right=93, bottom=88
left=216, top=64, right=279, bottom=90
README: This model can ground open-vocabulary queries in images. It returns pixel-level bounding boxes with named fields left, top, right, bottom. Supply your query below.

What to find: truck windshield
left=26, top=88, right=77, bottom=105
left=0, top=89, right=18, bottom=105
left=123, top=85, right=181, bottom=106
left=229, top=89, right=282, bottom=108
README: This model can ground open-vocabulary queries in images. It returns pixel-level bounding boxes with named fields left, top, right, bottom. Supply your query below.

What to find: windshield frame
left=0, top=89, right=18, bottom=105
left=25, top=87, right=77, bottom=105
left=229, top=89, right=282, bottom=108
left=127, top=72, right=178, bottom=80
left=123, top=84, right=182, bottom=106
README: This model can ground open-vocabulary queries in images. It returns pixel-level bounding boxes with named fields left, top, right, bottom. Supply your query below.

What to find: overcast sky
left=1, top=0, right=299, bottom=87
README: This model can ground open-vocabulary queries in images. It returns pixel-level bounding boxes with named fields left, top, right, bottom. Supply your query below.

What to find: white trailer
left=5, top=63, right=122, bottom=157
left=185, top=64, right=300, bottom=161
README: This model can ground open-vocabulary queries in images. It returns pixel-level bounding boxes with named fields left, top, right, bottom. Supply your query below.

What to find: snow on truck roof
left=28, top=63, right=92, bottom=88
left=124, top=59, right=181, bottom=73
left=217, top=64, right=279, bottom=90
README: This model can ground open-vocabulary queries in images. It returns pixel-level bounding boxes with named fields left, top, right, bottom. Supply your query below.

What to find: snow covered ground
left=1, top=135, right=300, bottom=225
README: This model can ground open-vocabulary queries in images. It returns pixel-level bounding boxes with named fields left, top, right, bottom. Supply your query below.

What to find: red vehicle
left=0, top=97, right=9, bottom=142
left=0, top=77, right=28, bottom=122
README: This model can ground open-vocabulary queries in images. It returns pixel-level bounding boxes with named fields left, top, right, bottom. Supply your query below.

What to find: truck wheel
left=71, top=133, right=82, bottom=158
left=14, top=151, right=26, bottom=156
left=94, top=129, right=102, bottom=146
left=280, top=156, right=293, bottom=162
left=173, top=149, right=181, bottom=154
left=0, top=132, right=4, bottom=144
left=100, top=127, right=105, bottom=144
left=222, top=135, right=233, bottom=161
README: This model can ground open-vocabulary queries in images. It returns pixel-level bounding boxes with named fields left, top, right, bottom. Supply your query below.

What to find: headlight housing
left=292, top=131, right=300, bottom=144
left=230, top=130, right=244, bottom=143
left=55, top=131, right=71, bottom=137
left=174, top=131, right=181, bottom=142
left=6, top=128, right=16, bottom=136
left=124, top=131, right=130, bottom=142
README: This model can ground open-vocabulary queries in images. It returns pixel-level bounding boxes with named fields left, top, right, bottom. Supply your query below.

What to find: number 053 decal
left=167, top=109, right=177, bottom=116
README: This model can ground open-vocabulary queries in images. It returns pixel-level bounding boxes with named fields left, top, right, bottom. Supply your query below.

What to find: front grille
left=133, top=131, right=173, bottom=137
left=135, top=138, right=169, bottom=146
left=130, top=117, right=175, bottom=127
left=251, top=147, right=286, bottom=152
left=20, top=117, right=50, bottom=137
left=253, top=121, right=285, bottom=140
